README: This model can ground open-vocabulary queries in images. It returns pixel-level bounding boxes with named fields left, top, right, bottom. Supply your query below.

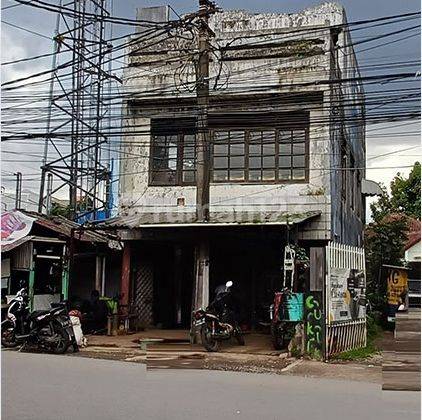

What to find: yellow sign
left=387, top=268, right=408, bottom=306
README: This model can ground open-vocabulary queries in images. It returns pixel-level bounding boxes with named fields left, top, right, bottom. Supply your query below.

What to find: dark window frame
left=149, top=124, right=197, bottom=187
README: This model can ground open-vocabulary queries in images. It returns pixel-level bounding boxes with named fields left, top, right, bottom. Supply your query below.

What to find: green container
left=285, top=293, right=304, bottom=321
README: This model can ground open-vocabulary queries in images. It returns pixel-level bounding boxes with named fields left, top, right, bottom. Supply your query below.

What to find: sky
left=1, top=0, right=421, bottom=215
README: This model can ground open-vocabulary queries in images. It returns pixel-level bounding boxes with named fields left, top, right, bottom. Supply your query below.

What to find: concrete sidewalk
left=72, top=329, right=382, bottom=383
left=84, top=329, right=282, bottom=356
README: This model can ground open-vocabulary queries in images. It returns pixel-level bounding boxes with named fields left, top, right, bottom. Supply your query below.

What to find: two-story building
left=102, top=3, right=368, bottom=332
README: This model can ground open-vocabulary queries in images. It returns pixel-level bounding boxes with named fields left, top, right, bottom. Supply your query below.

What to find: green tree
left=50, top=202, right=71, bottom=218
left=365, top=162, right=420, bottom=314
left=365, top=214, right=408, bottom=312
left=390, top=162, right=421, bottom=219
left=370, top=162, right=421, bottom=221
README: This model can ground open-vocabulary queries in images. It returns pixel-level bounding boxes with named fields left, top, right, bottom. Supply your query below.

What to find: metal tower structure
left=38, top=0, right=115, bottom=221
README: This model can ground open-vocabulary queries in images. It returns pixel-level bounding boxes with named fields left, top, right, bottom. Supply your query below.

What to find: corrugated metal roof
left=99, top=210, right=321, bottom=229
left=19, top=210, right=108, bottom=243
left=2, top=235, right=34, bottom=253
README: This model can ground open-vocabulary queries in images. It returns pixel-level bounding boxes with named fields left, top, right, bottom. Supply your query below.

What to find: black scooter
left=192, top=281, right=245, bottom=352
left=1, top=288, right=78, bottom=354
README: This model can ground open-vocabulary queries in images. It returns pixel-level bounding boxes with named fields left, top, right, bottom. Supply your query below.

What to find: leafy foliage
left=365, top=214, right=408, bottom=312
left=370, top=162, right=421, bottom=222
left=365, top=161, right=419, bottom=313
left=50, top=202, right=71, bottom=218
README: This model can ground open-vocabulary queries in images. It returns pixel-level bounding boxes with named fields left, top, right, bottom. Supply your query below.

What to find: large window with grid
left=211, top=128, right=308, bottom=183
left=149, top=116, right=309, bottom=185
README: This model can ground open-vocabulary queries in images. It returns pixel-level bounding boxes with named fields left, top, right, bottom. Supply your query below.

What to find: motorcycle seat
left=29, top=310, right=50, bottom=319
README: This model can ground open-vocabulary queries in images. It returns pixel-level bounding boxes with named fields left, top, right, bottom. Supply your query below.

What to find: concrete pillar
left=174, top=245, right=182, bottom=326
left=120, top=242, right=131, bottom=313
left=95, top=255, right=102, bottom=293
left=193, top=240, right=209, bottom=311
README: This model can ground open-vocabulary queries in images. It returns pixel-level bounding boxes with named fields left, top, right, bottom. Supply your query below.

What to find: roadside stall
left=1, top=211, right=68, bottom=310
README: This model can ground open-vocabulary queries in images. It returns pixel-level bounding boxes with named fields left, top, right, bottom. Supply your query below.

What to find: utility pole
left=15, top=172, right=22, bottom=210
left=192, top=0, right=217, bottom=341
left=196, top=0, right=215, bottom=223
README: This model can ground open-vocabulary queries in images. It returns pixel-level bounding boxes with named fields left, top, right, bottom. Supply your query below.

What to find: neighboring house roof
left=405, top=218, right=421, bottom=251
left=98, top=210, right=322, bottom=229
left=361, top=179, right=383, bottom=197
left=1, top=210, right=110, bottom=247
left=2, top=235, right=66, bottom=253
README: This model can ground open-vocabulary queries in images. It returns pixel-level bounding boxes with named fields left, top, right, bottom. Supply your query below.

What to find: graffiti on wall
left=304, top=292, right=323, bottom=358
left=329, top=268, right=366, bottom=322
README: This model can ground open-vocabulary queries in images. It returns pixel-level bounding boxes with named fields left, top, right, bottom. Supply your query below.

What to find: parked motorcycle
left=1, top=288, right=78, bottom=354
left=192, top=281, right=245, bottom=352
left=269, top=290, right=304, bottom=350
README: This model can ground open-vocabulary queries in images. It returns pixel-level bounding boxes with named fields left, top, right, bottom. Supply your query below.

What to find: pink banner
left=1, top=211, right=36, bottom=245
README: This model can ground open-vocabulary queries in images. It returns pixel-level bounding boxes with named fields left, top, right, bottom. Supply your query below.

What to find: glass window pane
left=230, top=131, right=244, bottom=142
left=293, top=130, right=306, bottom=143
left=184, top=145, right=195, bottom=159
left=183, top=171, right=195, bottom=183
left=250, top=131, right=261, bottom=143
left=249, top=144, right=261, bottom=155
left=230, top=142, right=244, bottom=155
left=183, top=159, right=195, bottom=170
left=230, top=156, right=244, bottom=169
left=213, top=170, right=228, bottom=181
left=184, top=134, right=196, bottom=147
left=292, top=169, right=306, bottom=180
left=214, top=143, right=228, bottom=155
left=153, top=135, right=166, bottom=147
left=279, top=130, right=291, bottom=142
left=293, top=155, right=305, bottom=168
left=152, top=170, right=176, bottom=184
left=214, top=156, right=228, bottom=169
left=263, top=156, right=275, bottom=168
left=278, top=169, right=291, bottom=180
left=229, top=170, right=245, bottom=181
left=263, top=170, right=275, bottom=181
left=214, top=131, right=229, bottom=142
left=279, top=143, right=291, bottom=155
left=262, top=131, right=275, bottom=155
left=152, top=149, right=166, bottom=170
left=249, top=170, right=261, bottom=181
left=249, top=156, right=261, bottom=169
left=279, top=156, right=291, bottom=168
left=292, top=142, right=305, bottom=155
left=168, top=156, right=177, bottom=171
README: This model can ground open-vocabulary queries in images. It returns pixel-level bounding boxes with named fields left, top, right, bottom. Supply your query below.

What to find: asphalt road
left=2, top=351, right=420, bottom=420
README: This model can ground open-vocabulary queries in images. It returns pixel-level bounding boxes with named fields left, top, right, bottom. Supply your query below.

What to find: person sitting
left=82, top=290, right=109, bottom=334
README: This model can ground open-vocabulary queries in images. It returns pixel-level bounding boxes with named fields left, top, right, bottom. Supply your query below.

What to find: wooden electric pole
left=192, top=0, right=217, bottom=342
left=196, top=0, right=215, bottom=222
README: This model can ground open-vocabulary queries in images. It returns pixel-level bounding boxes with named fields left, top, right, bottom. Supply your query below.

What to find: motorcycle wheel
left=49, top=323, right=70, bottom=354
left=1, top=321, right=18, bottom=348
left=235, top=333, right=245, bottom=346
left=271, top=323, right=286, bottom=350
left=234, top=325, right=245, bottom=346
left=200, top=324, right=220, bottom=352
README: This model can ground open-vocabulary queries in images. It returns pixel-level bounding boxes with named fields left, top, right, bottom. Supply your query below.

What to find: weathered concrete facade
left=119, top=3, right=365, bottom=245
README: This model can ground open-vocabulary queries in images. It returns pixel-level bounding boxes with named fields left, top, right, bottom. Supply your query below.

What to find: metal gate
left=134, top=262, right=154, bottom=327
left=325, top=242, right=366, bottom=358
